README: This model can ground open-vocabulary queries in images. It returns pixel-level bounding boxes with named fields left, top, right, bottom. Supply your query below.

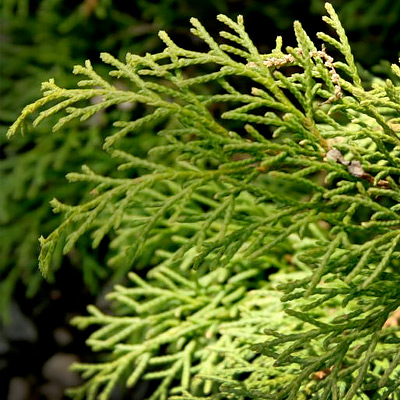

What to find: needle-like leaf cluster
left=7, top=3, right=400, bottom=399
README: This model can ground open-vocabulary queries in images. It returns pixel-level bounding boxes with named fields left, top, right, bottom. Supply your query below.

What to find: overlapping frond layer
left=8, top=2, right=400, bottom=399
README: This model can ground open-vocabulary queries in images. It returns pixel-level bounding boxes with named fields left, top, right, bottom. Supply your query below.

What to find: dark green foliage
left=0, top=0, right=166, bottom=320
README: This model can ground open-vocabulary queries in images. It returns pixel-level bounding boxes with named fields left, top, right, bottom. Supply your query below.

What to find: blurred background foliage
left=0, top=0, right=399, bottom=398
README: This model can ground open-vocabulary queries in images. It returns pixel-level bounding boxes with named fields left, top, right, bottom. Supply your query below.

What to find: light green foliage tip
left=8, top=3, right=400, bottom=399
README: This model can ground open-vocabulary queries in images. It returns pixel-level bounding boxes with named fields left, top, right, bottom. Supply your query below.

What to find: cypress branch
left=7, top=2, right=400, bottom=399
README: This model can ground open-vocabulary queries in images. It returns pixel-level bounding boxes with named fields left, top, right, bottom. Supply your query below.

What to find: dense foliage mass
left=5, top=1, right=400, bottom=399
left=2, top=0, right=400, bottom=320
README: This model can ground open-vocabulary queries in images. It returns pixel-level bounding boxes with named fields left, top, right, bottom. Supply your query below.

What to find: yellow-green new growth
left=7, top=3, right=400, bottom=399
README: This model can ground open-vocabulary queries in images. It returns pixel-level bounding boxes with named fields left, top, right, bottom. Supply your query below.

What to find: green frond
left=7, top=2, right=400, bottom=399
left=67, top=260, right=293, bottom=400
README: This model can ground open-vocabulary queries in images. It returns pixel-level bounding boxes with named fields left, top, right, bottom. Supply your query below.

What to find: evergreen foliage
left=2, top=0, right=400, bottom=324
left=0, top=0, right=165, bottom=320
left=7, top=2, right=400, bottom=399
